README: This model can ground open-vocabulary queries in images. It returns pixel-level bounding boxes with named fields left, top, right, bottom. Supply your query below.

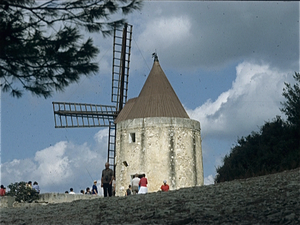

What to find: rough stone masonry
left=0, top=168, right=299, bottom=224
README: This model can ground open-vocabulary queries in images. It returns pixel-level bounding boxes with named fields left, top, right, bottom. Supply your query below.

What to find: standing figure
left=131, top=174, right=140, bottom=195
left=85, top=187, right=92, bottom=194
left=0, top=185, right=6, bottom=196
left=125, top=185, right=132, bottom=196
left=26, top=181, right=32, bottom=189
left=161, top=180, right=169, bottom=192
left=138, top=174, right=148, bottom=194
left=69, top=188, right=75, bottom=194
left=92, top=180, right=98, bottom=195
left=101, top=162, right=114, bottom=197
left=112, top=176, right=116, bottom=196
left=32, top=181, right=40, bottom=193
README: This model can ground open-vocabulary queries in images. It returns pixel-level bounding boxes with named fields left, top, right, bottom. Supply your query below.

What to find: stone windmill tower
left=114, top=54, right=203, bottom=196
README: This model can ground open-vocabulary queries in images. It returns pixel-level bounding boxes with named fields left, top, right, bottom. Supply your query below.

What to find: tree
left=281, top=71, right=300, bottom=167
left=215, top=116, right=300, bottom=183
left=281, top=72, right=300, bottom=130
left=215, top=73, right=300, bottom=183
left=0, top=0, right=142, bottom=98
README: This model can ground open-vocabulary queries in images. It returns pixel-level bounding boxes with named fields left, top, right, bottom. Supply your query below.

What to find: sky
left=1, top=1, right=299, bottom=194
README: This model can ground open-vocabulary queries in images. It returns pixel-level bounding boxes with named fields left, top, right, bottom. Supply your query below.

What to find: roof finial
left=152, top=52, right=159, bottom=62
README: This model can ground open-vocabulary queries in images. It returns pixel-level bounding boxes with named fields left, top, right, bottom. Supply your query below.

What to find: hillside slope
left=0, top=168, right=299, bottom=224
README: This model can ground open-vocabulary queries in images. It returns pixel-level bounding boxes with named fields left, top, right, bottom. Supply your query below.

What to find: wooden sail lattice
left=112, top=24, right=132, bottom=111
left=52, top=102, right=117, bottom=128
left=52, top=24, right=133, bottom=171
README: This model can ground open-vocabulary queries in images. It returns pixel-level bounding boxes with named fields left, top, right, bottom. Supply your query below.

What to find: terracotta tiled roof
left=115, top=59, right=189, bottom=123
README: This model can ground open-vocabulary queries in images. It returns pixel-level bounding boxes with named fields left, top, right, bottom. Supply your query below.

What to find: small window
left=129, top=133, right=136, bottom=143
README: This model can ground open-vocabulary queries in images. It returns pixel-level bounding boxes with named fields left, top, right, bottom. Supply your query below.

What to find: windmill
left=52, top=24, right=133, bottom=172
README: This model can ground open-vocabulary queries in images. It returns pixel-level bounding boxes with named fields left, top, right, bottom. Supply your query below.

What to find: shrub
left=6, top=181, right=39, bottom=203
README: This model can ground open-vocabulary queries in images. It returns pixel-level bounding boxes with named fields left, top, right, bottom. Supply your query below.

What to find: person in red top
left=138, top=174, right=148, bottom=194
left=161, top=180, right=169, bottom=192
left=0, top=185, right=6, bottom=196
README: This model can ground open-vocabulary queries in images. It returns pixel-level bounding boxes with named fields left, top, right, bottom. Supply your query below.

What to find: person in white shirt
left=131, top=174, right=140, bottom=195
left=69, top=188, right=75, bottom=194
left=112, top=177, right=116, bottom=196
left=32, top=181, right=40, bottom=193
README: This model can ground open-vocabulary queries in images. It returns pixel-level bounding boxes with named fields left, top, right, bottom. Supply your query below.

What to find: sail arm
left=52, top=102, right=117, bottom=128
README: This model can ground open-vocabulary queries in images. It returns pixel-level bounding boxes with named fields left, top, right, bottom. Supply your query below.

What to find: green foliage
left=215, top=72, right=300, bottom=183
left=281, top=72, right=300, bottom=135
left=0, top=0, right=143, bottom=98
left=6, top=181, right=39, bottom=203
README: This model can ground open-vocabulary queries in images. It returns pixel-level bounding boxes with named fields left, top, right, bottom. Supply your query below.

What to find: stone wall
left=115, top=117, right=203, bottom=196
left=0, top=168, right=299, bottom=224
left=0, top=193, right=101, bottom=208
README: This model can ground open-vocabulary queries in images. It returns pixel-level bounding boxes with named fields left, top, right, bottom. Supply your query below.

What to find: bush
left=6, top=181, right=39, bottom=203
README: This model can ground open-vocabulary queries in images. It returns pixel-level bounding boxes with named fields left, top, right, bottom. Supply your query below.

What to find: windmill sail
left=52, top=102, right=117, bottom=128
left=52, top=24, right=133, bottom=172
left=111, top=24, right=133, bottom=111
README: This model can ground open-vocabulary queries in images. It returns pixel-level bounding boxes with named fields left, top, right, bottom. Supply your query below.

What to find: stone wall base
left=0, top=193, right=101, bottom=208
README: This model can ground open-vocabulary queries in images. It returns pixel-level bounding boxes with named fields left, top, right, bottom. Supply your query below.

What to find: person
left=161, top=180, right=170, bottom=192
left=26, top=181, right=32, bottom=189
left=132, top=174, right=140, bottom=195
left=112, top=176, right=116, bottom=196
left=80, top=190, right=84, bottom=194
left=125, top=185, right=132, bottom=196
left=65, top=191, right=69, bottom=194
left=92, top=180, right=98, bottom=195
left=0, top=185, right=6, bottom=196
left=32, top=181, right=40, bottom=193
left=69, top=188, right=75, bottom=194
left=138, top=174, right=148, bottom=194
left=85, top=187, right=91, bottom=194
left=101, top=162, right=114, bottom=197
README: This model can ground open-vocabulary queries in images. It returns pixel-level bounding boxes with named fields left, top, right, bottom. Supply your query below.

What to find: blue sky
left=1, top=1, right=299, bottom=194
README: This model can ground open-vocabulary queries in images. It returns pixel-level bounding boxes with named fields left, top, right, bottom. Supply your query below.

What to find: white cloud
left=204, top=175, right=214, bottom=185
left=186, top=62, right=295, bottom=179
left=34, top=141, right=72, bottom=186
left=137, top=16, right=192, bottom=55
left=187, top=61, right=291, bottom=139
left=1, top=159, right=37, bottom=184
left=1, top=139, right=107, bottom=193
left=94, top=128, right=109, bottom=144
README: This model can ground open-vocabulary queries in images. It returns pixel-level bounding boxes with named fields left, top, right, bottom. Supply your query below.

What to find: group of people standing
left=87, top=162, right=115, bottom=197
left=2, top=163, right=170, bottom=197
left=125, top=173, right=170, bottom=196
left=67, top=162, right=170, bottom=197
left=26, top=181, right=40, bottom=193
left=67, top=180, right=99, bottom=195
left=0, top=181, right=40, bottom=197
left=67, top=162, right=115, bottom=197
left=126, top=173, right=147, bottom=196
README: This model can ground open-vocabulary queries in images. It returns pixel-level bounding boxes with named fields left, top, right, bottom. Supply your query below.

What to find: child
left=125, top=185, right=132, bottom=196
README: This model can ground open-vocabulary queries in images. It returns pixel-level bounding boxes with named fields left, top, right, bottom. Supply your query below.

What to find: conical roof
left=115, top=57, right=189, bottom=123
